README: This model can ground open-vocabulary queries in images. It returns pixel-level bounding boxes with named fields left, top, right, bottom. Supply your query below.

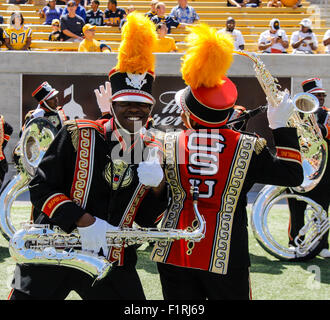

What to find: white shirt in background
left=258, top=29, right=288, bottom=53
left=323, top=29, right=330, bottom=53
left=219, top=28, right=245, bottom=51
left=290, top=30, right=318, bottom=53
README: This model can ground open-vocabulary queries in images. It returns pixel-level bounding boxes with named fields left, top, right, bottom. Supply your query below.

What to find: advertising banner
left=23, top=75, right=291, bottom=146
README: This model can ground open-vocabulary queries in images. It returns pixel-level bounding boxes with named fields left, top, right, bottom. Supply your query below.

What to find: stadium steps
left=0, top=11, right=317, bottom=21
left=29, top=30, right=327, bottom=42
left=0, top=16, right=325, bottom=26
left=2, top=23, right=326, bottom=35
left=0, top=3, right=309, bottom=12
left=1, top=0, right=326, bottom=52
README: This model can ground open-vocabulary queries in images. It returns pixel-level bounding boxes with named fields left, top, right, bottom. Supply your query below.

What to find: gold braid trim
left=254, top=137, right=267, bottom=155
left=65, top=120, right=79, bottom=152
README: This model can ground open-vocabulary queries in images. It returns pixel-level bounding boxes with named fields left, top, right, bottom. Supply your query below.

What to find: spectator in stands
left=39, top=0, right=64, bottom=25
left=60, top=0, right=85, bottom=42
left=227, top=0, right=245, bottom=7
left=322, top=29, right=330, bottom=54
left=78, top=23, right=111, bottom=52
left=154, top=22, right=177, bottom=52
left=290, top=18, right=318, bottom=54
left=258, top=18, right=289, bottom=53
left=48, top=18, right=64, bottom=41
left=0, top=26, right=5, bottom=48
left=62, top=0, right=87, bottom=21
left=119, top=5, right=136, bottom=30
left=218, top=17, right=244, bottom=51
left=151, top=2, right=189, bottom=34
left=267, top=0, right=282, bottom=7
left=8, top=0, right=28, bottom=4
left=169, top=0, right=199, bottom=24
left=292, top=0, right=302, bottom=9
left=145, top=0, right=158, bottom=20
left=86, top=0, right=104, bottom=26
left=4, top=12, right=32, bottom=50
left=104, top=0, right=126, bottom=27
left=245, top=0, right=262, bottom=7
left=80, top=0, right=90, bottom=6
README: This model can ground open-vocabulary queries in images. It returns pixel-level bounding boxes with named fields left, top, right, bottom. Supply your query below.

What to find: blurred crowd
left=0, top=0, right=329, bottom=53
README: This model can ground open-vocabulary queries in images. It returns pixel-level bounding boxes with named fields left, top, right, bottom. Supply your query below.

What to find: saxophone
left=235, top=51, right=329, bottom=261
left=9, top=184, right=205, bottom=282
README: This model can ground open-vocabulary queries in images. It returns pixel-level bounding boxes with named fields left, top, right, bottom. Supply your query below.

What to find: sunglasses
left=68, top=4, right=76, bottom=7
left=52, top=24, right=60, bottom=26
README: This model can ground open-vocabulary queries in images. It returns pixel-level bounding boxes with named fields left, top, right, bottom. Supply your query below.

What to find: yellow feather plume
left=181, top=24, right=234, bottom=89
left=116, top=12, right=157, bottom=74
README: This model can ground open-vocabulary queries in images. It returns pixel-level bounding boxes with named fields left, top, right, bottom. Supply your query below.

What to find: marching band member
left=12, top=82, right=68, bottom=188
left=0, top=115, right=13, bottom=189
left=288, top=78, right=330, bottom=258
left=24, top=82, right=67, bottom=131
left=8, top=12, right=167, bottom=300
left=151, top=24, right=304, bottom=300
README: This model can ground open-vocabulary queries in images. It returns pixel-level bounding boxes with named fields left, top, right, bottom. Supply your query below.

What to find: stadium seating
left=0, top=0, right=327, bottom=53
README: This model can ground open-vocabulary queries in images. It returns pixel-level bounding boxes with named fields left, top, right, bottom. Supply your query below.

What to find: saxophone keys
left=42, top=247, right=57, bottom=259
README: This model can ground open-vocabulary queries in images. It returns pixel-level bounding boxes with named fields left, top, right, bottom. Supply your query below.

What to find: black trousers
left=288, top=190, right=329, bottom=250
left=157, top=263, right=251, bottom=300
left=9, top=263, right=146, bottom=300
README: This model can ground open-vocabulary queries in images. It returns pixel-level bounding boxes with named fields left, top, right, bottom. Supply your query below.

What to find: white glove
left=77, top=217, right=118, bottom=257
left=137, top=148, right=164, bottom=187
left=31, top=107, right=45, bottom=118
left=267, top=91, right=294, bottom=129
left=94, top=81, right=112, bottom=114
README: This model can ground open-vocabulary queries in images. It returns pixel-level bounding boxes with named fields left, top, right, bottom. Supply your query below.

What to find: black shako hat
left=108, top=12, right=157, bottom=106
left=302, top=78, right=326, bottom=94
left=32, top=82, right=59, bottom=104
left=108, top=69, right=156, bottom=105
left=175, top=78, right=237, bottom=127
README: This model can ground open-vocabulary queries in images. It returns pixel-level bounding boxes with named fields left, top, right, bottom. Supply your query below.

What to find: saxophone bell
left=9, top=223, right=113, bottom=284
left=292, top=92, right=319, bottom=114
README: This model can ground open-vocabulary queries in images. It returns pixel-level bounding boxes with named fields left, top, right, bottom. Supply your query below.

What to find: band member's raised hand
left=267, top=91, right=294, bottom=129
left=77, top=216, right=118, bottom=256
left=137, top=148, right=164, bottom=187
left=94, top=81, right=112, bottom=115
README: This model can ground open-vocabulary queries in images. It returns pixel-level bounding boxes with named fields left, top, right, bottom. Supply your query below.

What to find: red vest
left=152, top=129, right=256, bottom=274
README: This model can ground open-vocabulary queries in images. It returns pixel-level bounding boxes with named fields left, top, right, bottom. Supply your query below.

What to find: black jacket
left=12, top=118, right=167, bottom=296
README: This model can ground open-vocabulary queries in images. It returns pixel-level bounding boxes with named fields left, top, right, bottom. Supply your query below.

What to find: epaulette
left=24, top=109, right=34, bottom=121
left=254, top=137, right=267, bottom=155
left=240, top=131, right=267, bottom=155
left=56, top=106, right=68, bottom=122
left=65, top=119, right=105, bottom=151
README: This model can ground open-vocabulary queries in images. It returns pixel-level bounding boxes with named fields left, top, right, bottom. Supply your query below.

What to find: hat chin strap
left=42, top=100, right=57, bottom=112
left=185, top=112, right=193, bottom=129
left=111, top=105, right=144, bottom=136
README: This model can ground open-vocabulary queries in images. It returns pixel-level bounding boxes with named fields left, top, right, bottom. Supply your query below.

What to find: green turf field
left=0, top=202, right=329, bottom=300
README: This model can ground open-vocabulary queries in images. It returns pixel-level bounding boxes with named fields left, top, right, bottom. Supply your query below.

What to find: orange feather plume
left=181, top=24, right=234, bottom=89
left=115, top=12, right=157, bottom=74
